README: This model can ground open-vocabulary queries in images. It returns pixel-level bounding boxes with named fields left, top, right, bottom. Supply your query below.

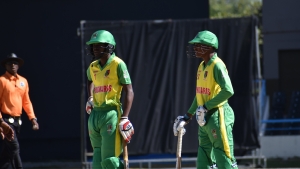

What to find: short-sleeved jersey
left=86, top=54, right=131, bottom=108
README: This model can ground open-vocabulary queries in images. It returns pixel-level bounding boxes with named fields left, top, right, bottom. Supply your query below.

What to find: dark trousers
left=0, top=116, right=23, bottom=169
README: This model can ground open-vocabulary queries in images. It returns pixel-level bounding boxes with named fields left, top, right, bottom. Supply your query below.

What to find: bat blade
left=123, top=140, right=129, bottom=169
left=176, top=127, right=184, bottom=169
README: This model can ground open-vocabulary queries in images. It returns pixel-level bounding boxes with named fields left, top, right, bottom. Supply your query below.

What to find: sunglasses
left=193, top=44, right=212, bottom=50
left=6, top=61, right=19, bottom=65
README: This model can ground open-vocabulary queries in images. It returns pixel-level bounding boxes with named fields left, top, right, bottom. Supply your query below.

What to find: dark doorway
left=278, top=50, right=300, bottom=114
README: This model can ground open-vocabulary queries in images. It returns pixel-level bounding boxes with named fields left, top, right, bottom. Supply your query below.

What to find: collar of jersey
left=97, top=53, right=115, bottom=70
left=206, top=53, right=218, bottom=66
left=5, top=71, right=19, bottom=80
left=202, top=53, right=217, bottom=69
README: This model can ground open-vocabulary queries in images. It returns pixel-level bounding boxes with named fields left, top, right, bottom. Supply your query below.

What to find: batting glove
left=173, top=114, right=190, bottom=136
left=86, top=96, right=94, bottom=114
left=196, top=105, right=207, bottom=126
left=119, top=118, right=134, bottom=143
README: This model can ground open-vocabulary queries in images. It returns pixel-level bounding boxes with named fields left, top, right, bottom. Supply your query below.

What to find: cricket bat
left=123, top=140, right=129, bottom=169
left=176, top=121, right=185, bottom=169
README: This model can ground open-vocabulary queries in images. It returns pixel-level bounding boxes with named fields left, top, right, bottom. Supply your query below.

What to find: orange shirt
left=0, top=71, right=36, bottom=120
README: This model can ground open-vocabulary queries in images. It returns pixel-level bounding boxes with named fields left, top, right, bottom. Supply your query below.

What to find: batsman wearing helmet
left=173, top=30, right=238, bottom=169
left=85, top=30, right=134, bottom=169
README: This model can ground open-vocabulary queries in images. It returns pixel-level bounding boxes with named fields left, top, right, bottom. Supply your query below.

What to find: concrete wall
left=263, top=0, right=300, bottom=79
left=260, top=136, right=300, bottom=158
left=262, top=0, right=300, bottom=159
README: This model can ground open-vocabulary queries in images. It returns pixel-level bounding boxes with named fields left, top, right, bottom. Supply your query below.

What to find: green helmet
left=188, top=30, right=218, bottom=49
left=86, top=30, right=116, bottom=46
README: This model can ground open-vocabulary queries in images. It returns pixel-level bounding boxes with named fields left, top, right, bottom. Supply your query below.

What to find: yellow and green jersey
left=188, top=53, right=234, bottom=115
left=86, top=53, right=131, bottom=108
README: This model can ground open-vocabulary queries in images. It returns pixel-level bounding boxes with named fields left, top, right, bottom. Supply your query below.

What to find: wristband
left=121, top=116, right=128, bottom=119
left=183, top=114, right=192, bottom=122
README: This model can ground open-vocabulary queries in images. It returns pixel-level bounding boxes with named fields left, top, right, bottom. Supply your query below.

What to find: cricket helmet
left=86, top=30, right=116, bottom=47
left=188, top=30, right=218, bottom=49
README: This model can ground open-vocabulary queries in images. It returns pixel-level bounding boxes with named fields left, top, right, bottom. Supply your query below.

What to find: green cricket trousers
left=88, top=107, right=124, bottom=169
left=197, top=103, right=238, bottom=169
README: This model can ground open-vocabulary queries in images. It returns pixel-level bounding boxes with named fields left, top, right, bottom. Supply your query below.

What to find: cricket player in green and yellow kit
left=173, top=30, right=238, bottom=169
left=85, top=30, right=134, bottom=169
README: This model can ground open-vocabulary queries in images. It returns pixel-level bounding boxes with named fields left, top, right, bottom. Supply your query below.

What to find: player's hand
left=173, top=114, right=190, bottom=136
left=196, top=106, right=207, bottom=126
left=0, top=122, right=14, bottom=141
left=86, top=96, right=94, bottom=114
left=119, top=118, right=134, bottom=143
left=31, top=119, right=39, bottom=130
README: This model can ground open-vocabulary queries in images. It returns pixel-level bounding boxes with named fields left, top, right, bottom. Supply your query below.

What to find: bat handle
left=123, top=140, right=129, bottom=169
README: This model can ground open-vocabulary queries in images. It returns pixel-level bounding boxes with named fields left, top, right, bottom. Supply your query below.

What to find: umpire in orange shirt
left=0, top=53, right=39, bottom=169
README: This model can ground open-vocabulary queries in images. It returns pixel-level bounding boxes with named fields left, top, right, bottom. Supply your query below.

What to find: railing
left=262, top=119, right=300, bottom=123
left=82, top=154, right=267, bottom=169
left=261, top=119, right=300, bottom=131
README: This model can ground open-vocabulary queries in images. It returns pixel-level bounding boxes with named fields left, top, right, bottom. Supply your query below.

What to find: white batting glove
left=173, top=114, right=190, bottom=136
left=86, top=96, right=94, bottom=114
left=119, top=118, right=134, bottom=143
left=196, top=106, right=207, bottom=126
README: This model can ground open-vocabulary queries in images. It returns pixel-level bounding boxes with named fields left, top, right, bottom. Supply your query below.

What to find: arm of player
left=205, top=63, right=234, bottom=109
left=87, top=80, right=94, bottom=97
left=121, top=84, right=134, bottom=118
left=86, top=80, right=94, bottom=114
left=119, top=84, right=134, bottom=143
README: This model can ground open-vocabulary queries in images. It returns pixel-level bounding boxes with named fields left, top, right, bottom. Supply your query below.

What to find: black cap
left=0, top=53, right=24, bottom=67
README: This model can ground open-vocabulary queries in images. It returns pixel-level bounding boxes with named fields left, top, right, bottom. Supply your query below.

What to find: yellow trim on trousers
left=115, top=106, right=122, bottom=156
left=218, top=107, right=231, bottom=159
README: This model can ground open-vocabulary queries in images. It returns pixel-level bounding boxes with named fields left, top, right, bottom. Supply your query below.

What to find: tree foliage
left=209, top=0, right=262, bottom=19
left=210, top=0, right=263, bottom=46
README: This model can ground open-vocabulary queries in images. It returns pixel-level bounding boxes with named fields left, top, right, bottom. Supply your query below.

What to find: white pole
left=79, top=20, right=88, bottom=169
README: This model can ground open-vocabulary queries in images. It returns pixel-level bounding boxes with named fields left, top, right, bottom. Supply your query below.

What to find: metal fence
left=82, top=151, right=267, bottom=169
